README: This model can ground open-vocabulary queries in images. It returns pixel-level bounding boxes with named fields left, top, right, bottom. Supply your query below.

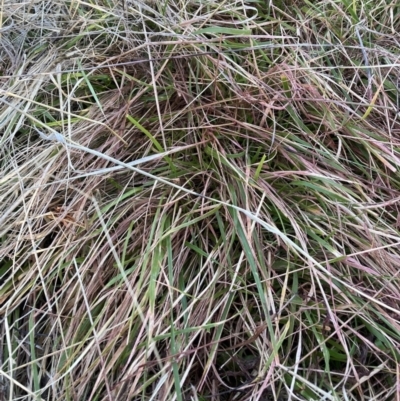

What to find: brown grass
left=1, top=1, right=400, bottom=400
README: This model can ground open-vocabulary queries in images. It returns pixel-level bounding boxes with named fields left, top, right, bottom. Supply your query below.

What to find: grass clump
left=1, top=1, right=400, bottom=400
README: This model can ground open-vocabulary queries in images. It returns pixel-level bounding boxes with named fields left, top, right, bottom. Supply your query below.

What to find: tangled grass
left=1, top=1, right=400, bottom=400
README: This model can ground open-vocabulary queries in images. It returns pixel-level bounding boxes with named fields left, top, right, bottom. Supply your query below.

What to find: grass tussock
left=1, top=1, right=400, bottom=400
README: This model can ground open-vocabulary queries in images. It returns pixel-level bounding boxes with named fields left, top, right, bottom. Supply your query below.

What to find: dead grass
left=1, top=1, right=400, bottom=400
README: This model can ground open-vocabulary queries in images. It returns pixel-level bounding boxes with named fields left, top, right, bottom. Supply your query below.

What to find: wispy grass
left=1, top=1, right=400, bottom=400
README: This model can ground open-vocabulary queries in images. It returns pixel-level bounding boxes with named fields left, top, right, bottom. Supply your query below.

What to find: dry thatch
left=1, top=1, right=400, bottom=400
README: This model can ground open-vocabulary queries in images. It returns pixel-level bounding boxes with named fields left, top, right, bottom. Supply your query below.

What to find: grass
left=1, top=0, right=400, bottom=400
